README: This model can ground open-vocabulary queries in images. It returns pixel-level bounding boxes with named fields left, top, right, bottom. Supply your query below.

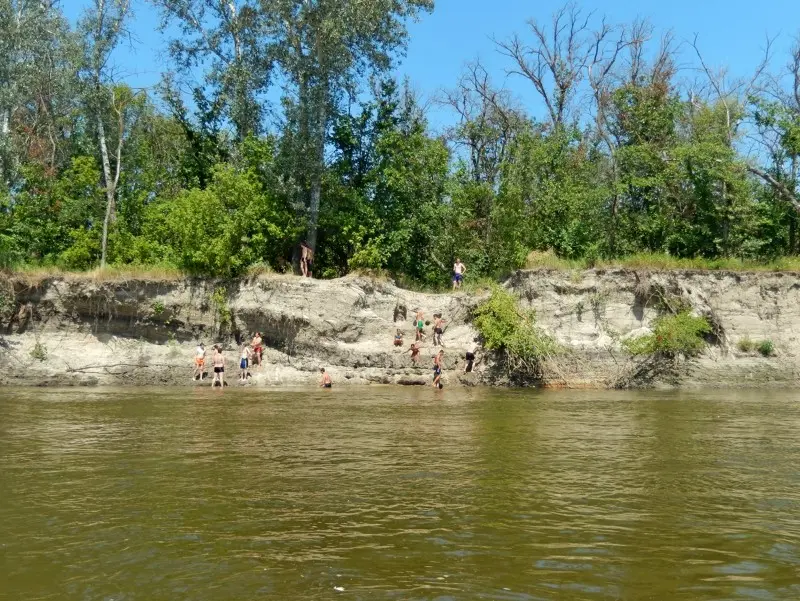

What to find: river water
left=1, top=387, right=799, bottom=600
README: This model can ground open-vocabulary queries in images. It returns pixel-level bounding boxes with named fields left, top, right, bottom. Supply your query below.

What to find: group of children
left=193, top=333, right=334, bottom=389
left=191, top=258, right=472, bottom=389
left=192, top=343, right=232, bottom=388
left=396, top=308, right=476, bottom=388
left=193, top=332, right=265, bottom=387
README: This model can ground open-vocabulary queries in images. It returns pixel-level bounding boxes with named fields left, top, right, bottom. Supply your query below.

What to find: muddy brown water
left=1, top=387, right=799, bottom=600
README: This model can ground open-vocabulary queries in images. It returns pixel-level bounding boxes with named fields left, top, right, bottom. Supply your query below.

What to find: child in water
left=320, top=368, right=332, bottom=388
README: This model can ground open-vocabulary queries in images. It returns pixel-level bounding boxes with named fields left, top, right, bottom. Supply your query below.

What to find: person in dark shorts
left=320, top=368, right=332, bottom=388
left=464, top=350, right=475, bottom=373
left=432, top=350, right=444, bottom=388
left=452, top=258, right=466, bottom=289
left=211, top=345, right=225, bottom=388
left=433, top=314, right=445, bottom=346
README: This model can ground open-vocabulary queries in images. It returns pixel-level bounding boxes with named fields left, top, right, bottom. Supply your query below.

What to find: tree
left=151, top=0, right=271, bottom=141
left=266, top=0, right=434, bottom=255
left=76, top=0, right=133, bottom=268
left=0, top=0, right=74, bottom=185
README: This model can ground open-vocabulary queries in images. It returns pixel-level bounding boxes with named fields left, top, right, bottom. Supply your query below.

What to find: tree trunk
left=97, top=113, right=116, bottom=268
left=306, top=88, right=327, bottom=254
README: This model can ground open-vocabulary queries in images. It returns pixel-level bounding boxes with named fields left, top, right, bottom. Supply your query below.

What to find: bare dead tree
left=496, top=2, right=601, bottom=129
left=746, top=34, right=800, bottom=225
left=584, top=18, right=648, bottom=253
left=692, top=33, right=773, bottom=147
left=438, top=60, right=525, bottom=186
left=691, top=33, right=773, bottom=251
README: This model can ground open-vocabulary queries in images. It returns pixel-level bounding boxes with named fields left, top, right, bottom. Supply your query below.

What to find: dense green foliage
left=624, top=312, right=711, bottom=358
left=3, top=3, right=800, bottom=284
left=473, top=286, right=559, bottom=375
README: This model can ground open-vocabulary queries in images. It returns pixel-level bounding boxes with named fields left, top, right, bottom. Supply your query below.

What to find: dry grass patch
left=9, top=265, right=185, bottom=286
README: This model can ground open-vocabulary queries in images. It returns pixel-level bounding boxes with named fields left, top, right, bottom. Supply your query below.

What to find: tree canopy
left=3, top=1, right=800, bottom=282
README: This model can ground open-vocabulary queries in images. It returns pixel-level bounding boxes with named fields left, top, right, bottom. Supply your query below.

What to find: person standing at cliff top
left=239, top=344, right=251, bottom=382
left=300, top=241, right=314, bottom=278
left=300, top=242, right=309, bottom=277
left=193, top=343, right=206, bottom=381
left=453, top=258, right=466, bottom=290
left=211, top=345, right=225, bottom=388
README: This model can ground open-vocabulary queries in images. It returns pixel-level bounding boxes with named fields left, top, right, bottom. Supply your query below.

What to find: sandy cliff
left=1, top=269, right=798, bottom=388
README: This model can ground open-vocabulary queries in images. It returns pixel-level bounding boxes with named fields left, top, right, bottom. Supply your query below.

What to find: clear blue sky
left=64, top=0, right=800, bottom=130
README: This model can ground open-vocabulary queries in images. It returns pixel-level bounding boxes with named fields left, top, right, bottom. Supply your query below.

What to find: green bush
left=624, top=311, right=711, bottom=357
left=30, top=341, right=47, bottom=362
left=211, top=287, right=231, bottom=327
left=757, top=340, right=774, bottom=357
left=473, top=285, right=559, bottom=374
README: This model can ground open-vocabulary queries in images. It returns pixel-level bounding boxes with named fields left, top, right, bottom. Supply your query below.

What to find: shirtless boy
left=320, top=368, right=332, bottom=388
left=211, top=345, right=225, bottom=388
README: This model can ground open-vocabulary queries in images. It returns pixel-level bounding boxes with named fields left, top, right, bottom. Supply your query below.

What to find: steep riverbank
left=1, top=269, right=798, bottom=388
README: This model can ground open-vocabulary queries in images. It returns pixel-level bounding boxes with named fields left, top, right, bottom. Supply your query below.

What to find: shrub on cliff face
left=624, top=312, right=711, bottom=357
left=757, top=340, right=775, bottom=357
left=473, top=285, right=559, bottom=376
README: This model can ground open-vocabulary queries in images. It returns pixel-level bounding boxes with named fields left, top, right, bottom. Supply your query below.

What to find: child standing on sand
left=211, top=345, right=225, bottom=388
left=239, top=344, right=251, bottom=381
left=193, top=343, right=206, bottom=381
left=251, top=332, right=262, bottom=368
left=453, top=258, right=466, bottom=289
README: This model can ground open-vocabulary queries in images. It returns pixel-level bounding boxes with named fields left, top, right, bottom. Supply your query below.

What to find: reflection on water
left=1, top=387, right=800, bottom=600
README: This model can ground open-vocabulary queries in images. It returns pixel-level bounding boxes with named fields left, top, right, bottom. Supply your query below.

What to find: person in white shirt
left=452, top=259, right=466, bottom=289
left=193, top=343, right=206, bottom=381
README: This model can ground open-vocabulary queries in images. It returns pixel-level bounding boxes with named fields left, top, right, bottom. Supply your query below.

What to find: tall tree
left=0, top=0, right=71, bottom=185
left=151, top=0, right=271, bottom=141
left=267, top=0, right=434, bottom=255
left=77, top=0, right=132, bottom=268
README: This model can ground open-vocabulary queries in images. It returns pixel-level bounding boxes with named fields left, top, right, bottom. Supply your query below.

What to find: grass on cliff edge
left=524, top=251, right=800, bottom=272
left=7, top=251, right=800, bottom=289
left=8, top=265, right=186, bottom=286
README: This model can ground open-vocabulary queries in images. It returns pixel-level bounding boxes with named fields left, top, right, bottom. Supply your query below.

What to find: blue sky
left=64, top=0, right=800, bottom=130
